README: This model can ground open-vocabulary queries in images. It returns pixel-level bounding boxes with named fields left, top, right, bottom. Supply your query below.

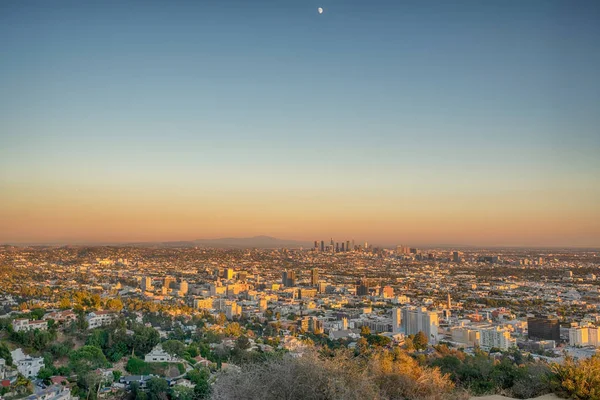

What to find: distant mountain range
left=127, top=235, right=312, bottom=249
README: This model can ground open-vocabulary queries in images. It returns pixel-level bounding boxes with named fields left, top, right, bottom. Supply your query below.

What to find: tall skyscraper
left=283, top=270, right=296, bottom=287
left=320, top=241, right=325, bottom=252
left=288, top=270, right=296, bottom=286
left=401, top=306, right=439, bottom=344
left=341, top=242, right=345, bottom=252
left=141, top=277, right=153, bottom=291
left=392, top=308, right=402, bottom=333
left=452, top=251, right=461, bottom=263
left=346, top=240, right=350, bottom=252
left=356, top=278, right=370, bottom=296
left=311, top=268, right=319, bottom=286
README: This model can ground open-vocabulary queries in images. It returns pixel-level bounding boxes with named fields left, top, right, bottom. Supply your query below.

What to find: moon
left=318, top=7, right=323, bottom=14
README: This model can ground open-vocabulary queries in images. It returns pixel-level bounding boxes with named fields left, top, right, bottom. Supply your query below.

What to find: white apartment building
left=569, top=325, right=599, bottom=347
left=11, top=348, right=44, bottom=378
left=478, top=326, right=516, bottom=351
left=12, top=318, right=48, bottom=332
left=401, top=306, right=439, bottom=343
left=86, top=311, right=118, bottom=329
left=451, top=327, right=480, bottom=347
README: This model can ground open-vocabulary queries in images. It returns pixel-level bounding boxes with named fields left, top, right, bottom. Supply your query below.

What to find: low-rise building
left=12, top=319, right=48, bottom=332
left=144, top=345, right=175, bottom=363
left=11, top=348, right=44, bottom=378
left=86, top=311, right=118, bottom=329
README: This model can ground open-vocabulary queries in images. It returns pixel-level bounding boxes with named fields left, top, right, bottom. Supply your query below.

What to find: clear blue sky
left=1, top=0, right=599, bottom=246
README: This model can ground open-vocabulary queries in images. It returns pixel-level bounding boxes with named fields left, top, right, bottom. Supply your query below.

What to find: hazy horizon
left=1, top=0, right=599, bottom=247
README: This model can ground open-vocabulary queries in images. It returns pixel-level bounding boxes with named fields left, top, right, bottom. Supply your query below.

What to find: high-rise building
left=164, top=276, right=175, bottom=290
left=314, top=240, right=318, bottom=250
left=528, top=316, right=560, bottom=341
left=569, top=326, right=599, bottom=347
left=392, top=308, right=402, bottom=333
left=141, top=277, right=153, bottom=292
left=397, top=245, right=411, bottom=255
left=381, top=286, right=394, bottom=298
left=451, top=327, right=480, bottom=347
left=401, top=306, right=439, bottom=344
left=282, top=270, right=296, bottom=287
left=225, top=268, right=235, bottom=280
left=356, top=278, right=371, bottom=296
left=452, top=251, right=461, bottom=263
left=320, top=241, right=325, bottom=252
left=318, top=281, right=327, bottom=293
left=335, top=243, right=339, bottom=253
left=179, top=280, right=188, bottom=295
left=346, top=240, right=350, bottom=252
left=341, top=242, right=345, bottom=252
left=258, top=297, right=267, bottom=312
left=311, top=268, right=319, bottom=286
left=478, top=327, right=516, bottom=350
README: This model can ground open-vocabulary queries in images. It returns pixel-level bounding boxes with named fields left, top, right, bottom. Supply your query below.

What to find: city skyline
left=1, top=0, right=599, bottom=247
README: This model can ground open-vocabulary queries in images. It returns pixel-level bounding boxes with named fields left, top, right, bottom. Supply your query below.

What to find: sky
left=1, top=0, right=599, bottom=247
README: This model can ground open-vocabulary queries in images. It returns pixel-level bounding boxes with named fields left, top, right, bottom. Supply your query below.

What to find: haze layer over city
left=1, top=1, right=599, bottom=400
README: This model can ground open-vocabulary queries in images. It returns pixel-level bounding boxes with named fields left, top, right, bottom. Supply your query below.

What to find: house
left=12, top=319, right=48, bottom=332
left=192, top=355, right=211, bottom=368
left=43, top=310, right=76, bottom=324
left=144, top=345, right=174, bottom=363
left=49, top=376, right=68, bottom=386
left=119, top=375, right=154, bottom=389
left=86, top=311, right=118, bottom=329
left=24, top=384, right=72, bottom=400
left=11, top=348, right=44, bottom=378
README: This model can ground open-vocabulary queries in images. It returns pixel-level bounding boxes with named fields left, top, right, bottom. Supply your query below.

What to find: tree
left=552, top=354, right=600, bottom=399
left=69, top=345, right=108, bottom=373
left=235, top=335, right=251, bottom=351
left=360, top=326, right=371, bottom=336
left=129, top=324, right=160, bottom=356
left=37, top=367, right=55, bottom=383
left=105, top=298, right=123, bottom=312
left=404, top=336, right=415, bottom=352
left=172, top=385, right=194, bottom=400
left=224, top=322, right=242, bottom=337
left=161, top=340, right=186, bottom=357
left=413, top=331, right=428, bottom=351
left=146, top=377, right=169, bottom=400
left=0, top=342, right=12, bottom=366
left=59, top=297, right=72, bottom=310
left=194, top=376, right=211, bottom=399
left=356, top=337, right=369, bottom=354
